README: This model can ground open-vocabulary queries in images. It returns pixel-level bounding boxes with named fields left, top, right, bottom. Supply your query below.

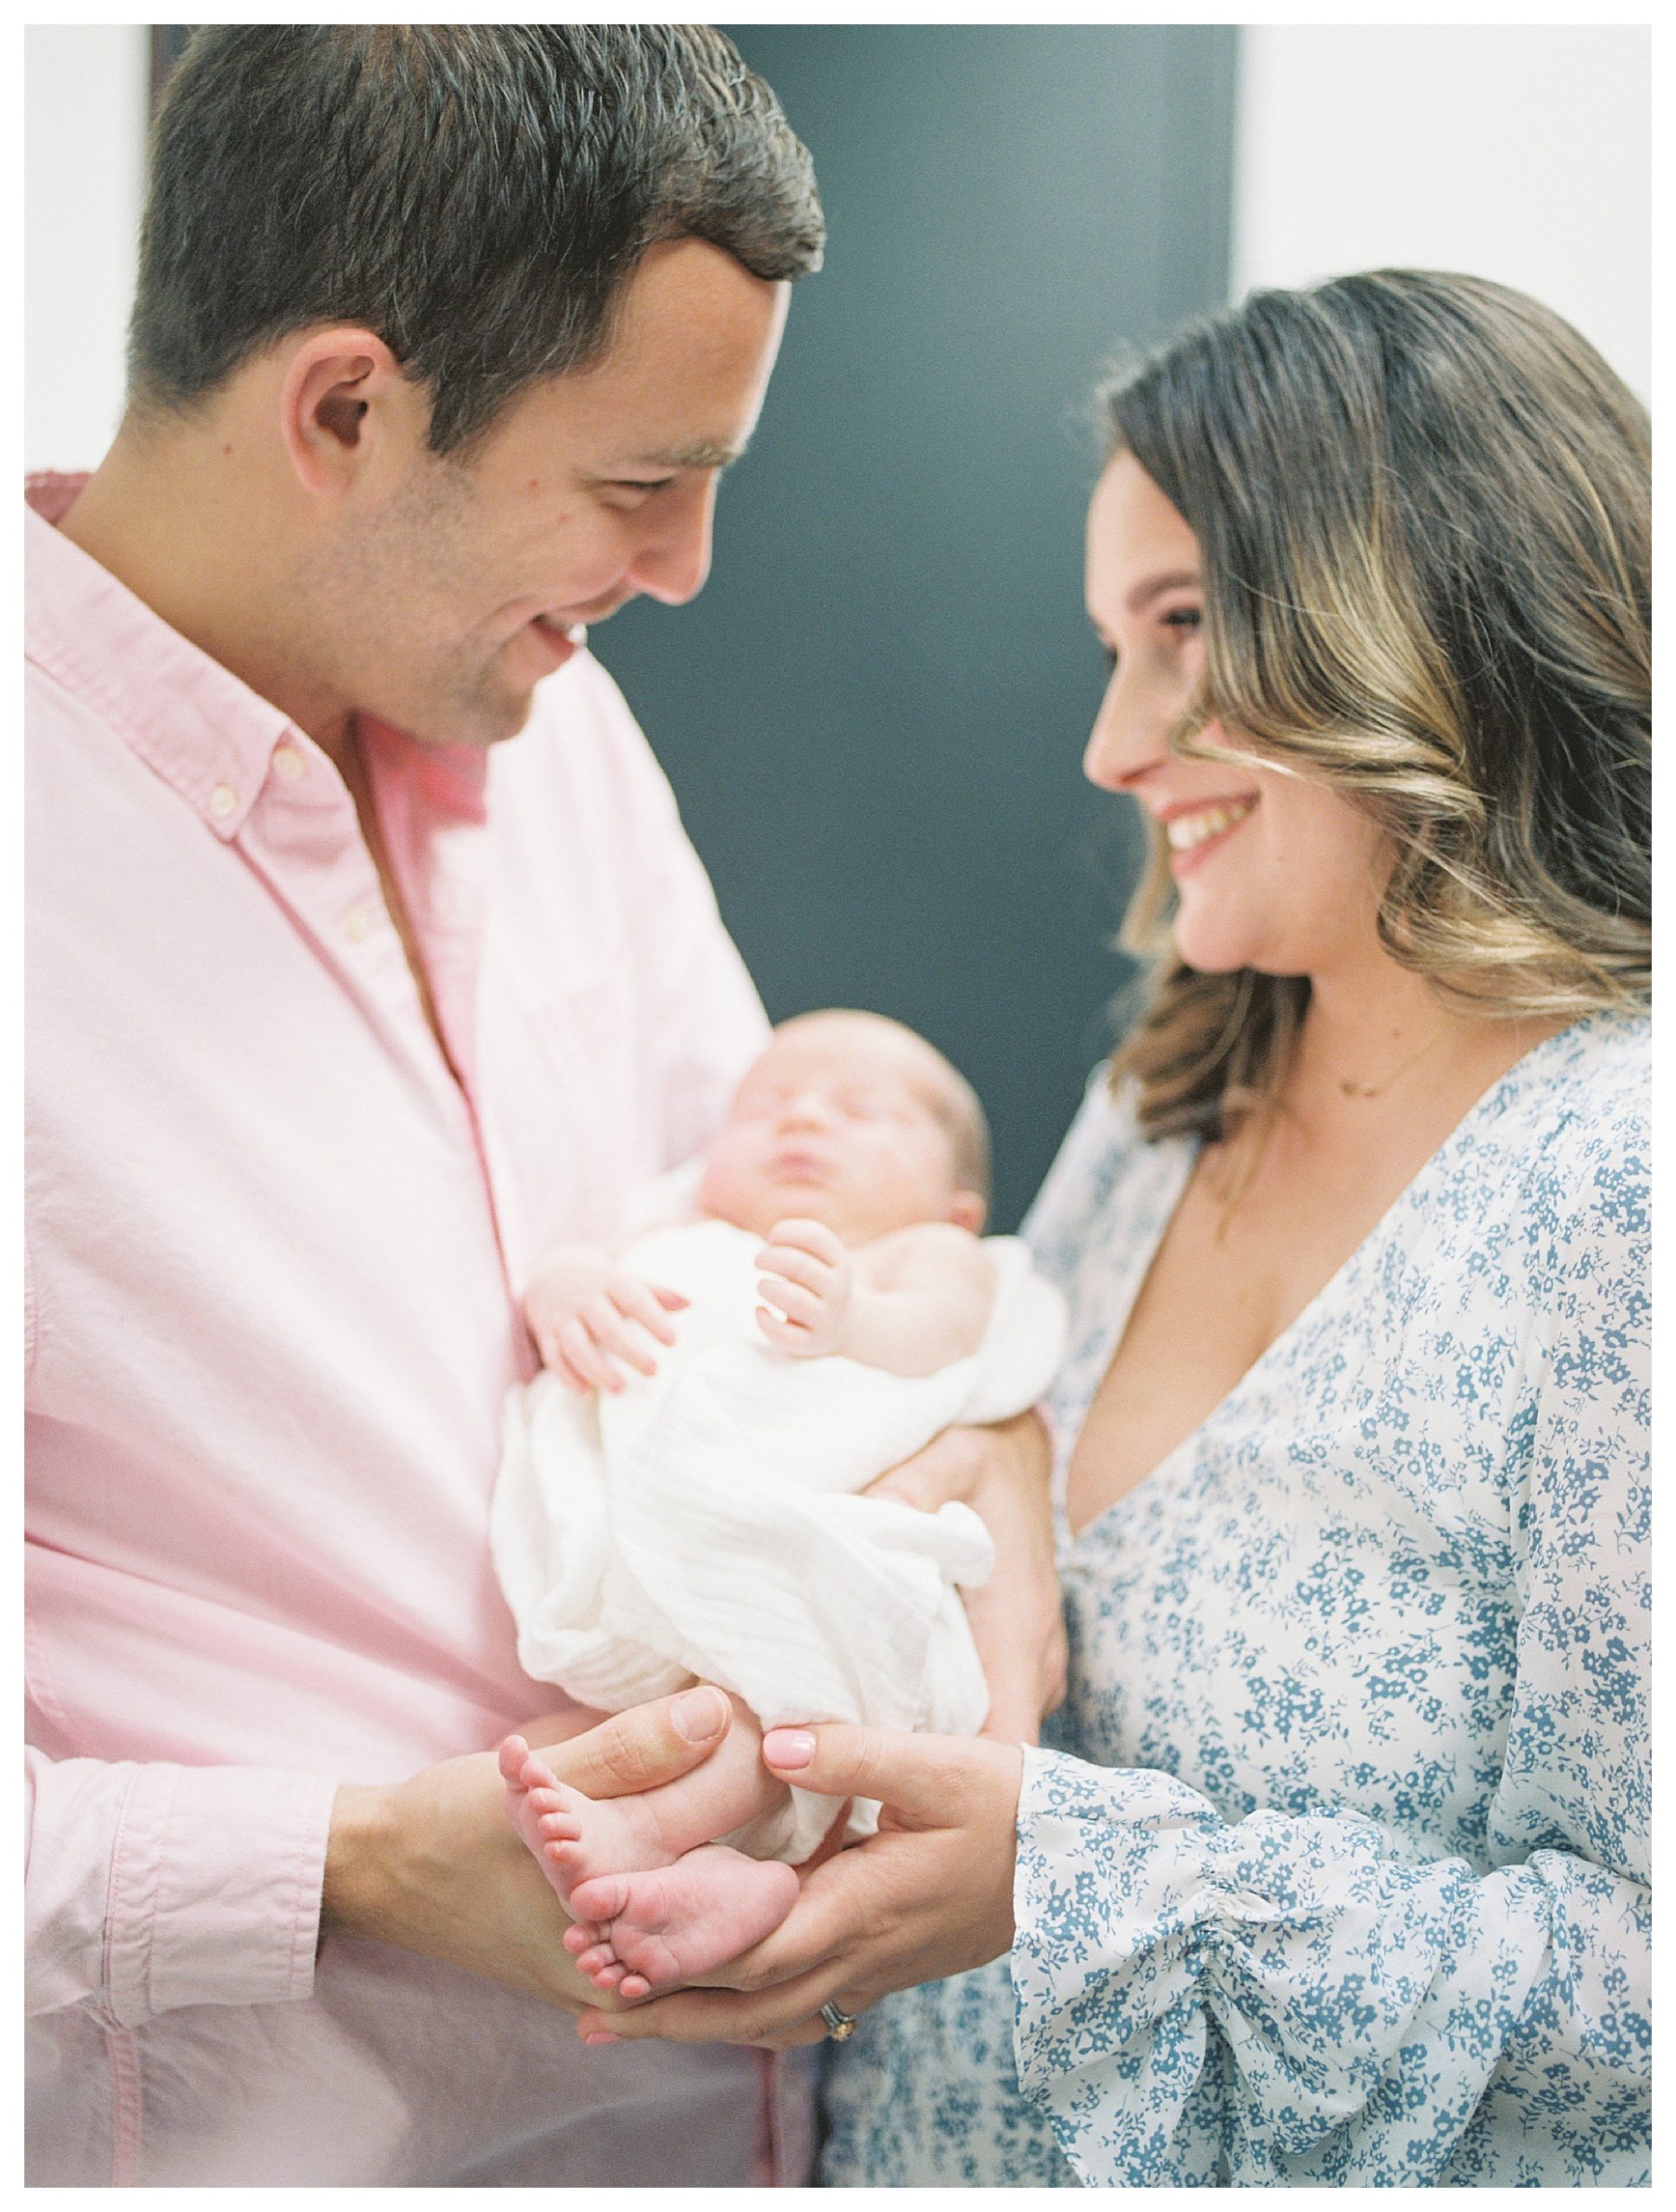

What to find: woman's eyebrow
left=1126, top=569, right=1201, bottom=614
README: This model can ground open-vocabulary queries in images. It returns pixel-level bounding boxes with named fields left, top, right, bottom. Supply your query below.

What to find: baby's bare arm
left=755, top=1220, right=993, bottom=1375
left=841, top=1224, right=994, bottom=1375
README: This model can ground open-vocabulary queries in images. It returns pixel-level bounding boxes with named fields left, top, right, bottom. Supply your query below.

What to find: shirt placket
left=356, top=728, right=536, bottom=1333
left=233, top=734, right=491, bottom=1158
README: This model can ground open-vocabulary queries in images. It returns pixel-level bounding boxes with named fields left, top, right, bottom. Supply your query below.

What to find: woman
left=575, top=271, right=1651, bottom=2188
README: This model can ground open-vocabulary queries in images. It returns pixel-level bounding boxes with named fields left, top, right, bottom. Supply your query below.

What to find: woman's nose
left=1082, top=672, right=1168, bottom=793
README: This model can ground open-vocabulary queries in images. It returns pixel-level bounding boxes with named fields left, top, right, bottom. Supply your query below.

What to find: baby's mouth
left=771, top=1149, right=832, bottom=1181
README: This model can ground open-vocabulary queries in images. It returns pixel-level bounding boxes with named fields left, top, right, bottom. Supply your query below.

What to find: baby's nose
left=778, top=1090, right=835, bottom=1126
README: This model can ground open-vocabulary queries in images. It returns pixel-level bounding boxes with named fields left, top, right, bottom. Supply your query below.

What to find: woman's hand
left=867, top=1412, right=1066, bottom=1744
left=573, top=1722, right=1023, bottom=2050
left=321, top=1686, right=731, bottom=2012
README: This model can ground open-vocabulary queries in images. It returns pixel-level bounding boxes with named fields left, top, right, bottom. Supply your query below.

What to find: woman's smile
left=1159, top=795, right=1258, bottom=873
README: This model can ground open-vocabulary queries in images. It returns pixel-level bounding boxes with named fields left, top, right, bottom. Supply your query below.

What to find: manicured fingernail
left=583, top=2031, right=620, bottom=2047
left=763, top=1727, right=816, bottom=1770
left=671, top=1685, right=729, bottom=1743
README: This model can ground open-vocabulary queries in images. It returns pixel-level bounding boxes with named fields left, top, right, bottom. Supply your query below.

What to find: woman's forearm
left=867, top=1414, right=1063, bottom=1740
left=1010, top=1751, right=1650, bottom=2189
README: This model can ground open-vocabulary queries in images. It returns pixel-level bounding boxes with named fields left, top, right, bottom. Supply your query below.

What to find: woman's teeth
left=1165, top=799, right=1254, bottom=852
left=536, top=615, right=587, bottom=647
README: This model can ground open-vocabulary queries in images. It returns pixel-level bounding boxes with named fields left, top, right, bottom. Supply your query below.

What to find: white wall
left=25, top=24, right=149, bottom=472
left=1234, top=25, right=1650, bottom=399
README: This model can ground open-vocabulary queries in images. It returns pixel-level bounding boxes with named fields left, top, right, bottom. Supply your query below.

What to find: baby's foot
left=563, top=1843, right=800, bottom=1999
left=498, top=1734, right=681, bottom=1915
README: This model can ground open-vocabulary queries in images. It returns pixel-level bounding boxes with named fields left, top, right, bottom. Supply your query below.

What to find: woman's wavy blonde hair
left=1101, top=270, right=1651, bottom=1142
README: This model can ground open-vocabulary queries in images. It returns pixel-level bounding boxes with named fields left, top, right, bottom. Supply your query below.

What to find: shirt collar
left=24, top=473, right=490, bottom=834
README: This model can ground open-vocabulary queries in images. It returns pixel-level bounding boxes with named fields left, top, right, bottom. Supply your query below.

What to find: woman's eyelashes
left=1096, top=607, right=1203, bottom=672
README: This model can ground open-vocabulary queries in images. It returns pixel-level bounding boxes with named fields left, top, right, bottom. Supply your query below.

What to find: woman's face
left=1083, top=453, right=1389, bottom=980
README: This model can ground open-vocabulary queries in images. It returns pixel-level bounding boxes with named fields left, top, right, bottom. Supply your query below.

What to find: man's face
left=297, top=238, right=790, bottom=748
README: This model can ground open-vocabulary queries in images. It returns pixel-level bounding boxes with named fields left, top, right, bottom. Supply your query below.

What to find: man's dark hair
left=128, top=25, right=824, bottom=453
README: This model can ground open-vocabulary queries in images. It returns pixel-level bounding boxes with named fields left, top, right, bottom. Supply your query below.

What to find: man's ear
left=948, top=1190, right=987, bottom=1235
left=277, top=327, right=418, bottom=498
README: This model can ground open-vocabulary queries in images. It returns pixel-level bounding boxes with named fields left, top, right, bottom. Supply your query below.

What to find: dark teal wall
left=599, top=26, right=1237, bottom=1228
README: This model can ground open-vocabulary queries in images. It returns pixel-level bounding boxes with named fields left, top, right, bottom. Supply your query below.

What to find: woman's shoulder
left=1021, top=1062, right=1189, bottom=1277
left=1494, top=1006, right=1647, bottom=1117
left=1495, top=1013, right=1654, bottom=1176
left=1488, top=1009, right=1648, bottom=1214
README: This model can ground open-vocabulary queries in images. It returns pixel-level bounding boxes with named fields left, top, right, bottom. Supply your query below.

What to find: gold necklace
left=1337, top=1027, right=1445, bottom=1099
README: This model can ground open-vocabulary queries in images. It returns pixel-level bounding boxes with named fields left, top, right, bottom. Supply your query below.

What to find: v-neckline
left=1061, top=1015, right=1592, bottom=1548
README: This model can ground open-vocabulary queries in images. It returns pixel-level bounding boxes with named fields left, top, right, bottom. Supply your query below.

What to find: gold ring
left=819, top=2001, right=858, bottom=2041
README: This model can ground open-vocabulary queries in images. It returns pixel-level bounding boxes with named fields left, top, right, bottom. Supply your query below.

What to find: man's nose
left=626, top=474, right=718, bottom=607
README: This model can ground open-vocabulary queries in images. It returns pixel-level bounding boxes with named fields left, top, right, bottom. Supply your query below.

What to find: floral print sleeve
left=1009, top=1016, right=1650, bottom=2186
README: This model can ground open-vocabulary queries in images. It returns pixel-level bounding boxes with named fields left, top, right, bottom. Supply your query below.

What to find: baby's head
left=696, top=1011, right=990, bottom=1246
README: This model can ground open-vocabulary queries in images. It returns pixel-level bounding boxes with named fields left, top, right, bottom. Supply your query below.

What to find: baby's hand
left=755, top=1217, right=852, bottom=1358
left=523, top=1247, right=689, bottom=1396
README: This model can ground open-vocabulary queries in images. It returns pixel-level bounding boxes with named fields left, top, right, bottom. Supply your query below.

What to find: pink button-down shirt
left=23, top=476, right=809, bottom=2185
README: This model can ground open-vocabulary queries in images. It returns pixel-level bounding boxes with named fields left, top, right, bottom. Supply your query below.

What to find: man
left=26, top=25, right=1059, bottom=2185
left=26, top=26, right=822, bottom=2185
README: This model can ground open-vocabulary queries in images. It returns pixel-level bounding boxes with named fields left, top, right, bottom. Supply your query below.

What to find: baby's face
left=697, top=1015, right=981, bottom=1245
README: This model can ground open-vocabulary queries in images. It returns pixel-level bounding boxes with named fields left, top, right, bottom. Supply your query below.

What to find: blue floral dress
left=822, top=1013, right=1650, bottom=2186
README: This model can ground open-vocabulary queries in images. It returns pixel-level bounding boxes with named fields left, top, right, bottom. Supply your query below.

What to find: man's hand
left=321, top=1686, right=731, bottom=2012
left=523, top=1245, right=689, bottom=1395
left=754, top=1217, right=853, bottom=1357
left=867, top=1413, right=1065, bottom=1744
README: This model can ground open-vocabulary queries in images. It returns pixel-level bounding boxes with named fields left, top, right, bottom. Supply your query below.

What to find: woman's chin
left=1171, top=918, right=1262, bottom=976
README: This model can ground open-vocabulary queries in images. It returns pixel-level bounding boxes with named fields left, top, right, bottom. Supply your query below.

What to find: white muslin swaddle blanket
left=492, top=1219, right=1067, bottom=1862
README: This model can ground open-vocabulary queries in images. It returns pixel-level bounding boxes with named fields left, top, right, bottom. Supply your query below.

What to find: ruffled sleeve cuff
left=1009, top=1747, right=1565, bottom=2187
left=1010, top=1748, right=1227, bottom=2177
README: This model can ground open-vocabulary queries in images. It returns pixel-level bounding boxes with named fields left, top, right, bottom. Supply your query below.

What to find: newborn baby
left=491, top=1010, right=1064, bottom=2002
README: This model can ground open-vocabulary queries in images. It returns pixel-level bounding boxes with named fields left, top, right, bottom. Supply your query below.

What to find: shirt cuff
left=105, top=1762, right=340, bottom=2025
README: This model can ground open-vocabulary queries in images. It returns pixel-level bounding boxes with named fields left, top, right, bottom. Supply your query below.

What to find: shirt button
left=271, top=744, right=306, bottom=781
left=208, top=784, right=238, bottom=820
left=345, top=902, right=378, bottom=944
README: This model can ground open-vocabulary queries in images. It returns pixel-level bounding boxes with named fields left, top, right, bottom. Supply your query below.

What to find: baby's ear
left=947, top=1190, right=987, bottom=1235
